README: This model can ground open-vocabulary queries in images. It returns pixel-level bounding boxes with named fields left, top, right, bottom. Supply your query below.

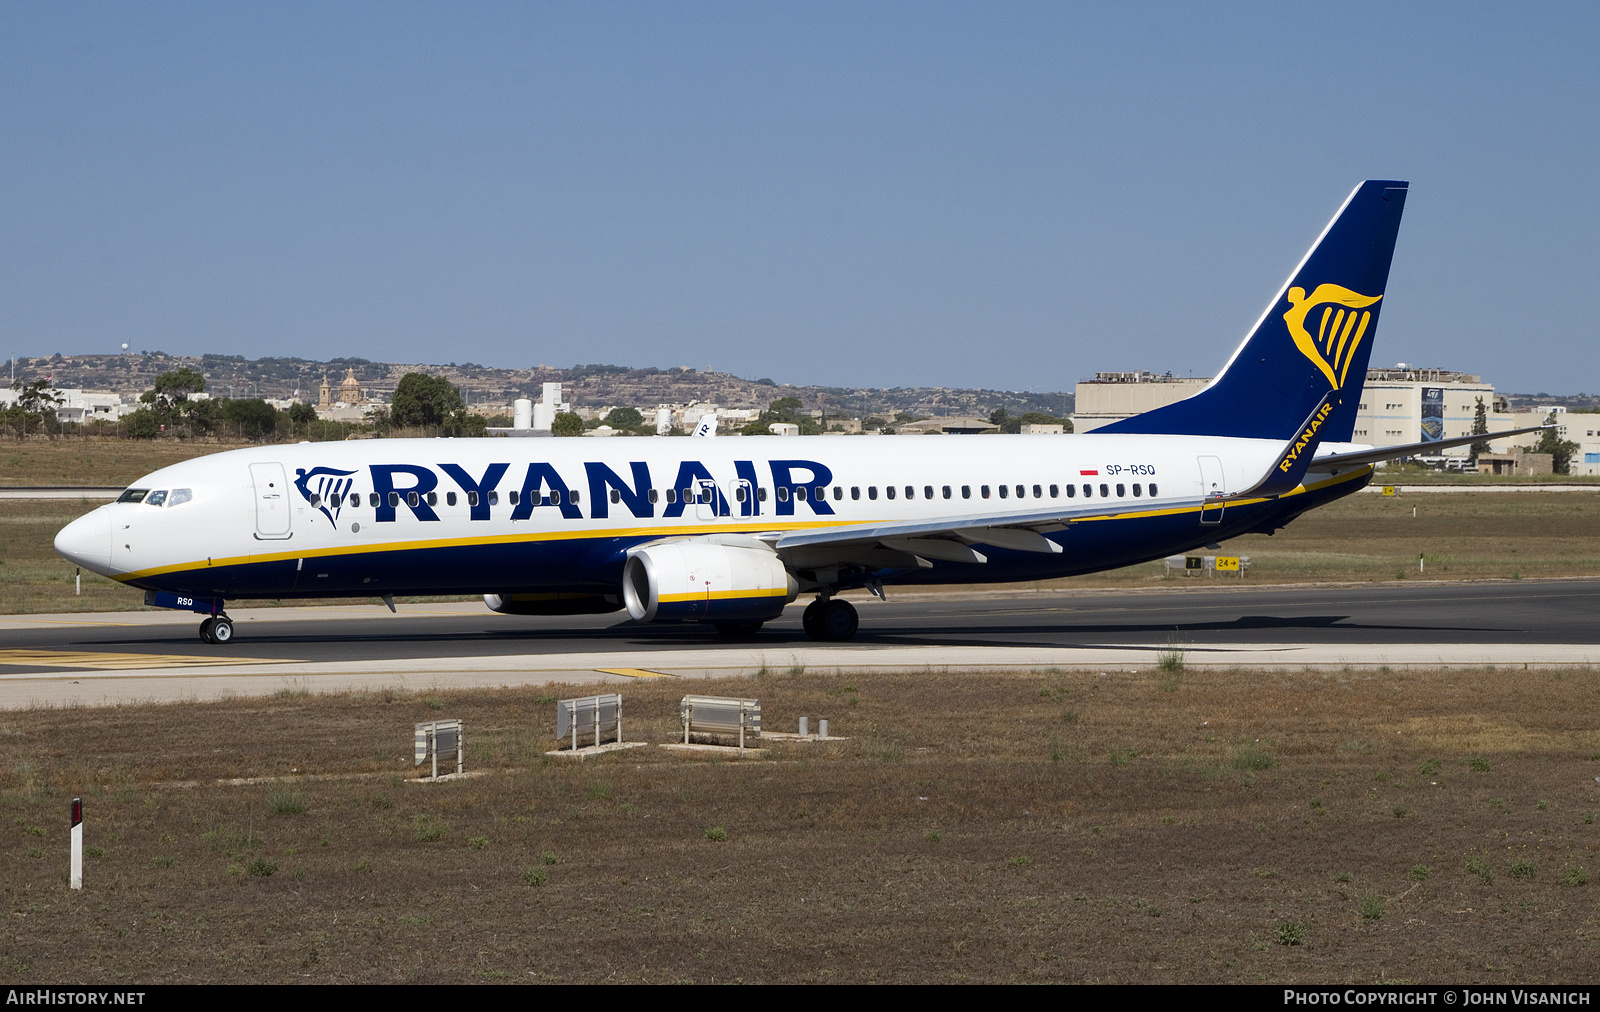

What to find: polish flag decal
left=1079, top=469, right=1099, bottom=475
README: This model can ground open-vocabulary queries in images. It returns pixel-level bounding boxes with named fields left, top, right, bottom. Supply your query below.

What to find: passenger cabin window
left=1082, top=484, right=1092, bottom=497
left=998, top=485, right=1008, bottom=498
left=169, top=488, right=193, bottom=506
left=796, top=487, right=807, bottom=502
left=446, top=491, right=457, bottom=506
left=962, top=485, right=971, bottom=499
left=407, top=492, right=420, bottom=507
left=851, top=486, right=861, bottom=500
left=1100, top=484, right=1110, bottom=497
left=1049, top=484, right=1058, bottom=498
left=467, top=491, right=479, bottom=507
left=388, top=492, right=400, bottom=507
left=886, top=486, right=896, bottom=500
left=1065, top=484, right=1075, bottom=498
left=868, top=486, right=878, bottom=500
left=665, top=489, right=676, bottom=504
left=1132, top=484, right=1141, bottom=497
left=426, top=492, right=437, bottom=506
left=487, top=491, right=499, bottom=506
left=942, top=485, right=952, bottom=499
left=370, top=493, right=381, bottom=507
left=1016, top=485, right=1025, bottom=498
left=569, top=490, right=580, bottom=504
left=118, top=489, right=149, bottom=503
left=778, top=487, right=790, bottom=502
left=758, top=488, right=768, bottom=502
left=508, top=490, right=520, bottom=506
left=1033, top=485, right=1042, bottom=498
left=981, top=485, right=990, bottom=498
left=1149, top=483, right=1159, bottom=496
left=1115, top=484, right=1125, bottom=497
left=145, top=490, right=168, bottom=507
left=905, top=486, right=914, bottom=500
left=610, top=489, right=621, bottom=504
left=833, top=486, right=843, bottom=500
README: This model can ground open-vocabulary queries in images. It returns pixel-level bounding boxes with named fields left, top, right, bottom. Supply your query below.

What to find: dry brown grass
left=2, top=665, right=1598, bottom=983
left=0, top=440, right=261, bottom=488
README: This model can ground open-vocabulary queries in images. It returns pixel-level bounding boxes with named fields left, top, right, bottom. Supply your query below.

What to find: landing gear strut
left=199, top=614, right=235, bottom=645
left=802, top=597, right=858, bottom=641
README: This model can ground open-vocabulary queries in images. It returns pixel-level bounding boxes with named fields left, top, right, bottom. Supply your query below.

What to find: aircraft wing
left=1311, top=425, right=1549, bottom=469
left=767, top=493, right=1210, bottom=568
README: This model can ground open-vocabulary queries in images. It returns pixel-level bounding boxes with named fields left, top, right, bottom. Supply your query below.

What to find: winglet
left=1233, top=391, right=1338, bottom=499
left=692, top=413, right=718, bottom=438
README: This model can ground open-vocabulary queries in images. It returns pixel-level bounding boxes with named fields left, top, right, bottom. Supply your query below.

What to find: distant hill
left=11, top=352, right=1074, bottom=419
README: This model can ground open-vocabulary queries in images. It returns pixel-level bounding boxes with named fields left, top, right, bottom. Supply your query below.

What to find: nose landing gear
left=801, top=597, right=859, bottom=641
left=199, top=614, right=235, bottom=644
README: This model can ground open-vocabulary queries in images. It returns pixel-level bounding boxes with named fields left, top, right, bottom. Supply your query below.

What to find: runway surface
left=2, top=577, right=1597, bottom=706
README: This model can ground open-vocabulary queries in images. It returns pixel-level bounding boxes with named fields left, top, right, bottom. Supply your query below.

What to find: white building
left=1492, top=407, right=1600, bottom=476
left=1071, top=372, right=1208, bottom=433
left=1073, top=366, right=1524, bottom=458
left=531, top=382, right=569, bottom=432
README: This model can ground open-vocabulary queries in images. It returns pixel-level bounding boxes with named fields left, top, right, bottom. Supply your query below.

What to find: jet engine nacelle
left=623, top=539, right=798, bottom=623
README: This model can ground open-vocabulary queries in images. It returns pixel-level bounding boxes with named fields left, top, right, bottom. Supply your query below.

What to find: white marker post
left=70, top=798, right=82, bottom=890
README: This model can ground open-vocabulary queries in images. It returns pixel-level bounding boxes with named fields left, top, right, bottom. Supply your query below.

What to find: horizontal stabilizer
left=1313, top=426, right=1550, bottom=469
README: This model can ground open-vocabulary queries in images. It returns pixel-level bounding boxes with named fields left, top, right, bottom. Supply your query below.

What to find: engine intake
left=623, top=540, right=797, bottom=623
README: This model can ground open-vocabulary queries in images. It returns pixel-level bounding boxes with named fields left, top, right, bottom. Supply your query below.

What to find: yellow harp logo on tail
left=1283, top=284, right=1383, bottom=390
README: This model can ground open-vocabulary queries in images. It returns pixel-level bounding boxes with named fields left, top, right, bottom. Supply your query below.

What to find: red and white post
left=70, top=798, right=82, bottom=890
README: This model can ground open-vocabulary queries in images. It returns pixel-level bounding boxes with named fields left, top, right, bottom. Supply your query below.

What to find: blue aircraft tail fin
left=1097, top=180, right=1408, bottom=442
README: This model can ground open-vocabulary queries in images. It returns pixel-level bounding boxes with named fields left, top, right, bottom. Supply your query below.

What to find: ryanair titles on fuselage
left=294, top=457, right=842, bottom=528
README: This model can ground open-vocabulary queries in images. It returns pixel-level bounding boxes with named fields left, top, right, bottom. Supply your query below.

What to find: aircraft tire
left=818, top=599, right=859, bottom=641
left=801, top=599, right=825, bottom=639
left=209, top=616, right=235, bottom=645
left=198, top=617, right=216, bottom=644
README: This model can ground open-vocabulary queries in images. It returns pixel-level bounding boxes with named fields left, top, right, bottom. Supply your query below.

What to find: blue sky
left=2, top=3, right=1596, bottom=393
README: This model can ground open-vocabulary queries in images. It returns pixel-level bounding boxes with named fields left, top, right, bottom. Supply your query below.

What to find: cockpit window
left=169, top=489, right=193, bottom=506
left=117, top=489, right=149, bottom=503
left=144, top=490, right=168, bottom=507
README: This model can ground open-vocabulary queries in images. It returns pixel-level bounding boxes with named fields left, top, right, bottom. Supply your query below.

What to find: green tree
left=287, top=401, right=317, bottom=426
left=140, top=368, right=207, bottom=414
left=551, top=411, right=585, bottom=437
left=10, top=379, right=63, bottom=435
left=389, top=373, right=464, bottom=428
left=603, top=406, right=644, bottom=431
left=1467, top=396, right=1491, bottom=465
left=1532, top=411, right=1580, bottom=474
left=221, top=398, right=281, bottom=440
left=121, top=408, right=162, bottom=439
left=739, top=397, right=821, bottom=436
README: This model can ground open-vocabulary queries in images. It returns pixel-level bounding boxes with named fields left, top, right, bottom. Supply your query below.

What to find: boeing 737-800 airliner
left=53, top=180, right=1538, bottom=644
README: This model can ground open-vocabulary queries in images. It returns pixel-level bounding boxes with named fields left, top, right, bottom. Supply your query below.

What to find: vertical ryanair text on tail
left=52, top=181, right=1542, bottom=644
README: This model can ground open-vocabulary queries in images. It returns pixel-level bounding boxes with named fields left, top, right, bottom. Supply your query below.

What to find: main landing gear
left=802, top=597, right=858, bottom=642
left=199, top=614, right=235, bottom=645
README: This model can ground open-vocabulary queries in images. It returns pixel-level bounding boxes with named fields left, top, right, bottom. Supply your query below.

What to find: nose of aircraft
left=54, top=507, right=114, bottom=576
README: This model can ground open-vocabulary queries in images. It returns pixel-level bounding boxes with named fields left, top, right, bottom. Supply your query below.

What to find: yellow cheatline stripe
left=595, top=668, right=674, bottom=679
left=112, top=466, right=1374, bottom=583
left=658, top=587, right=789, bottom=603
left=112, top=517, right=837, bottom=582
left=0, top=649, right=290, bottom=671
